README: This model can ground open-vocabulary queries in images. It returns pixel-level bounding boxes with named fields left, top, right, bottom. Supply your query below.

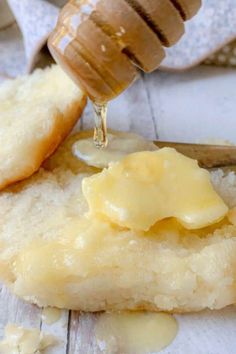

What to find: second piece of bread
left=0, top=65, right=86, bottom=191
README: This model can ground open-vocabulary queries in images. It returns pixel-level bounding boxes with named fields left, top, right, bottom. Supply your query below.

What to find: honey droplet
left=92, top=101, right=108, bottom=149
left=42, top=307, right=61, bottom=325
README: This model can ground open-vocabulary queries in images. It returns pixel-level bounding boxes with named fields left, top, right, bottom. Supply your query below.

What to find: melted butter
left=95, top=311, right=178, bottom=354
left=0, top=324, right=56, bottom=354
left=72, top=131, right=157, bottom=168
left=42, top=307, right=61, bottom=325
left=83, top=148, right=228, bottom=231
left=93, top=101, right=108, bottom=149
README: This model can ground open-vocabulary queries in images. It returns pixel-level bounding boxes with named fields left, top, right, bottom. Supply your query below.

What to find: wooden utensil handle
left=154, top=141, right=236, bottom=168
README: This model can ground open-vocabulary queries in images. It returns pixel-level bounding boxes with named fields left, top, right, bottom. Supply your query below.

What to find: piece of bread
left=0, top=65, right=86, bottom=191
left=0, top=324, right=56, bottom=353
left=1, top=131, right=236, bottom=313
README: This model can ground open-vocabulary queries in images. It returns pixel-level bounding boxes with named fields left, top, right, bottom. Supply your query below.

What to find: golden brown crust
left=0, top=96, right=86, bottom=191
left=34, top=95, right=87, bottom=167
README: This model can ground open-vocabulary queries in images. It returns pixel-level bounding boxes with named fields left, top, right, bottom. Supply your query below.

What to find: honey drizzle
left=95, top=311, right=178, bottom=354
left=92, top=101, right=108, bottom=149
left=42, top=307, right=61, bottom=325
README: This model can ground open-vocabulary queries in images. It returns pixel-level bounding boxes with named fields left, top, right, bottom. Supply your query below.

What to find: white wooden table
left=1, top=65, right=236, bottom=353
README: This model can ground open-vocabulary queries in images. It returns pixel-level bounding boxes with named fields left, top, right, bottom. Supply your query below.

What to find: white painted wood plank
left=0, top=285, right=69, bottom=353
left=0, top=284, right=41, bottom=337
left=162, top=307, right=236, bottom=354
left=1, top=289, right=235, bottom=354
left=41, top=309, right=69, bottom=354
left=66, top=308, right=236, bottom=354
left=68, top=312, right=101, bottom=354
left=144, top=65, right=236, bottom=144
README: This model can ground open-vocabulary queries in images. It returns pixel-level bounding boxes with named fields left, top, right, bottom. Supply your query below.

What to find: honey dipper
left=48, top=0, right=201, bottom=103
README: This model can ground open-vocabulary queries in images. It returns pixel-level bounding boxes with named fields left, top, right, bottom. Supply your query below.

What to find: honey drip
left=42, top=307, right=61, bottom=325
left=95, top=311, right=178, bottom=354
left=92, top=101, right=108, bottom=149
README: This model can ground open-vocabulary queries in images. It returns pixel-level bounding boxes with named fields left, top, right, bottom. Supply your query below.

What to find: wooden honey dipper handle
left=48, top=0, right=201, bottom=103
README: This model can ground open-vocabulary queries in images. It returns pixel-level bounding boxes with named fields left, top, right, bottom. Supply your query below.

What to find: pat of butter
left=0, top=324, right=56, bottom=354
left=83, top=148, right=228, bottom=230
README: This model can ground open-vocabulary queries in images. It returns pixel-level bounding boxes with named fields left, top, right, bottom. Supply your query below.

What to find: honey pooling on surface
left=42, top=307, right=61, bottom=325
left=95, top=311, right=178, bottom=354
left=93, top=101, right=108, bottom=149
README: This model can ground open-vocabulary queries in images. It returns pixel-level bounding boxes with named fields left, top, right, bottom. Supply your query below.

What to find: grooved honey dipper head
left=48, top=0, right=201, bottom=102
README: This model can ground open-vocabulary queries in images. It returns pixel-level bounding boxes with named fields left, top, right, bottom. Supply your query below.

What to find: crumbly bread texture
left=1, top=132, right=236, bottom=313
left=0, top=324, right=56, bottom=354
left=0, top=65, right=86, bottom=190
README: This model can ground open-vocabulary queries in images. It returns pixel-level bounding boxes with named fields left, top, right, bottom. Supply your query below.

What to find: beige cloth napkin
left=1, top=0, right=236, bottom=79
